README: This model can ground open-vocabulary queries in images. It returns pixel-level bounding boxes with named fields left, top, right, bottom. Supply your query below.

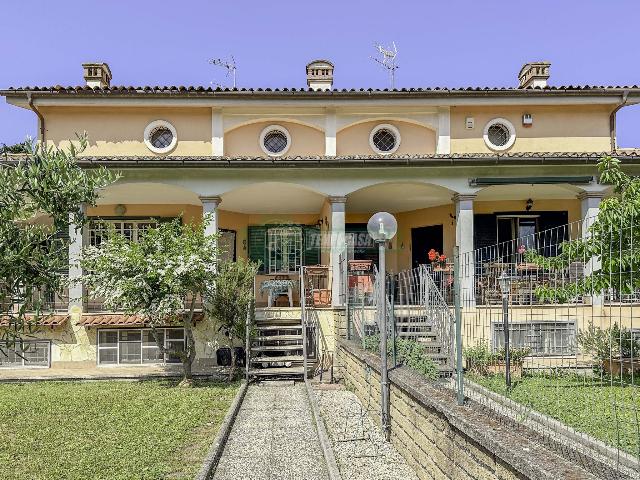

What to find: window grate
left=267, top=227, right=302, bottom=273
left=150, top=128, right=173, bottom=149
left=487, top=124, right=510, bottom=147
left=492, top=321, right=576, bottom=356
left=372, top=128, right=396, bottom=152
left=263, top=130, right=288, bottom=154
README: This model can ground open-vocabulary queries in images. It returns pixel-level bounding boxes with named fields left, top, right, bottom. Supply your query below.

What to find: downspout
left=609, top=90, right=629, bottom=152
left=27, top=92, right=45, bottom=145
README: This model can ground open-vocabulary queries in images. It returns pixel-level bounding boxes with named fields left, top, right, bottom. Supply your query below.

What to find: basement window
left=0, top=341, right=50, bottom=368
left=492, top=321, right=576, bottom=356
left=97, top=328, right=185, bottom=365
left=369, top=124, right=401, bottom=155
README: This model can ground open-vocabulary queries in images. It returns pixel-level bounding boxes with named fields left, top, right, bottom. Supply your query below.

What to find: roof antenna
left=371, top=42, right=399, bottom=89
left=208, top=55, right=237, bottom=88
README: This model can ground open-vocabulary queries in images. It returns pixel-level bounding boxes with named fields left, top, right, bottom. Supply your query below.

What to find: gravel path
left=314, top=384, right=419, bottom=480
left=214, top=381, right=329, bottom=480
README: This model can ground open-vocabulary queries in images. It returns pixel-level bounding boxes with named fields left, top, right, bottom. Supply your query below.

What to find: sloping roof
left=0, top=315, right=68, bottom=327
left=77, top=312, right=204, bottom=327
left=2, top=85, right=639, bottom=98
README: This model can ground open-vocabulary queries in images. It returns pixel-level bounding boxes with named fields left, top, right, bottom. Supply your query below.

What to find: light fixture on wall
left=525, top=198, right=534, bottom=211
left=114, top=204, right=127, bottom=216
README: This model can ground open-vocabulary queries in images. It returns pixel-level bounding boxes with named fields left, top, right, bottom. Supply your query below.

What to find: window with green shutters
left=247, top=225, right=321, bottom=274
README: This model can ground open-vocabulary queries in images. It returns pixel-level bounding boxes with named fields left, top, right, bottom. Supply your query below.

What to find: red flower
left=428, top=249, right=437, bottom=261
left=439, top=254, right=447, bottom=262
left=517, top=245, right=526, bottom=254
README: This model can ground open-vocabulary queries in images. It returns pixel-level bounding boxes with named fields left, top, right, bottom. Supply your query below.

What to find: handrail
left=300, top=266, right=308, bottom=380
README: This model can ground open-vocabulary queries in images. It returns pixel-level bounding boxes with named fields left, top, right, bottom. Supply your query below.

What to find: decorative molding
left=452, top=193, right=477, bottom=203
left=436, top=107, right=451, bottom=155
left=577, top=191, right=606, bottom=200
left=199, top=195, right=222, bottom=207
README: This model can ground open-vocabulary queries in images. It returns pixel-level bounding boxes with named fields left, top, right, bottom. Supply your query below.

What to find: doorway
left=411, top=225, right=444, bottom=268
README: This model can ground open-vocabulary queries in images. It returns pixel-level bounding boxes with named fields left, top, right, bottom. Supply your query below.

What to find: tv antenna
left=208, top=55, right=237, bottom=88
left=371, top=42, right=399, bottom=88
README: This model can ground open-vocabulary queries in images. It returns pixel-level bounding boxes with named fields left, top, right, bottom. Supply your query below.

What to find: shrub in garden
left=363, top=335, right=439, bottom=380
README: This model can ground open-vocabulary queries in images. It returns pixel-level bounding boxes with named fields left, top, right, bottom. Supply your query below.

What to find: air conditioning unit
left=465, top=117, right=475, bottom=129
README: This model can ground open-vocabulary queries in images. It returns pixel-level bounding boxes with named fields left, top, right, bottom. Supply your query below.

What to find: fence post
left=453, top=246, right=464, bottom=406
left=390, top=273, right=397, bottom=368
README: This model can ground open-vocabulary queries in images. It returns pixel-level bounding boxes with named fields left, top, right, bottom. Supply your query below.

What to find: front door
left=411, top=225, right=444, bottom=268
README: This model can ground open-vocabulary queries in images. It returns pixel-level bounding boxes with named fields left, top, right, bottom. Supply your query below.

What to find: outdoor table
left=260, top=279, right=294, bottom=307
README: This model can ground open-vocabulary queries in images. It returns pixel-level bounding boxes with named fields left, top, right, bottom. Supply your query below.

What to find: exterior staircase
left=249, top=308, right=306, bottom=378
left=394, top=313, right=454, bottom=377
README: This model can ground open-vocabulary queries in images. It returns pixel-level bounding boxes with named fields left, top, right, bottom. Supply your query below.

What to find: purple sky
left=1, top=0, right=638, bottom=147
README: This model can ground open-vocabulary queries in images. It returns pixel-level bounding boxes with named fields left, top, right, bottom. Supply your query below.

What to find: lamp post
left=498, top=271, right=512, bottom=390
left=367, top=211, right=397, bottom=441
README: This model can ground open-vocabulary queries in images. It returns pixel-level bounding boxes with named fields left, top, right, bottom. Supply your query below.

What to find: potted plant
left=578, top=322, right=640, bottom=375
left=428, top=248, right=449, bottom=271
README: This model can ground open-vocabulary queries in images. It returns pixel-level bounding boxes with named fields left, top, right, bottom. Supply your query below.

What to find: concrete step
left=256, top=334, right=303, bottom=342
left=249, top=366, right=305, bottom=377
left=251, top=355, right=304, bottom=363
left=255, top=318, right=302, bottom=325
left=255, top=324, right=302, bottom=331
left=251, top=344, right=304, bottom=352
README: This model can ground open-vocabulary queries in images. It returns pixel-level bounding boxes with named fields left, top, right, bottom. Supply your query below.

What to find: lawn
left=0, top=379, right=239, bottom=480
left=470, top=374, right=640, bottom=456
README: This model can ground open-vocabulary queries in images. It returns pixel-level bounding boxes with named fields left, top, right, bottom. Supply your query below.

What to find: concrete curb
left=195, top=380, right=248, bottom=480
left=305, top=380, right=342, bottom=480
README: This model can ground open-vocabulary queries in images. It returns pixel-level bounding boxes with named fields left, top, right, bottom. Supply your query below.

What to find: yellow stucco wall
left=450, top=105, right=611, bottom=153
left=337, top=120, right=436, bottom=156
left=224, top=121, right=325, bottom=157
left=41, top=106, right=212, bottom=156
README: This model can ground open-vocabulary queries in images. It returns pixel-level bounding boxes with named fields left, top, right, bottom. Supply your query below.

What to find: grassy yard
left=0, top=379, right=239, bottom=480
left=470, top=374, right=640, bottom=456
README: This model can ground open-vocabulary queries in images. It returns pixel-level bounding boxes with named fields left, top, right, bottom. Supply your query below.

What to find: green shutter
left=303, top=226, right=320, bottom=266
left=248, top=226, right=267, bottom=273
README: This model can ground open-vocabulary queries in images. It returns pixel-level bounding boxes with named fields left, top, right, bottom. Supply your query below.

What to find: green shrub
left=464, top=339, right=531, bottom=375
left=362, top=335, right=439, bottom=380
left=578, top=322, right=640, bottom=361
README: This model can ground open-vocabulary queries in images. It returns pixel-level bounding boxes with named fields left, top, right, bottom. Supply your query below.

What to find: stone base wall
left=336, top=339, right=600, bottom=480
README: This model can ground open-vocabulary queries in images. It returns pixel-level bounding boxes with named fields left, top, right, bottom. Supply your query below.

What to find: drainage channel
left=202, top=380, right=338, bottom=480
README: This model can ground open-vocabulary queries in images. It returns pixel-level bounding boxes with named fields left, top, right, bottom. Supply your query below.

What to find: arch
left=225, top=117, right=325, bottom=134
left=225, top=120, right=325, bottom=157
left=345, top=181, right=455, bottom=214
left=219, top=181, right=327, bottom=214
left=336, top=117, right=437, bottom=134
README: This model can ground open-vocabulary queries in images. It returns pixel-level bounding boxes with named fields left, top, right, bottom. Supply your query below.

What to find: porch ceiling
left=474, top=183, right=585, bottom=201
left=346, top=183, right=452, bottom=213
left=220, top=182, right=325, bottom=214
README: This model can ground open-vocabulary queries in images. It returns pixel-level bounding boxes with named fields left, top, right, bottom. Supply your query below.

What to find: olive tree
left=0, top=136, right=115, bottom=343
left=207, top=258, right=259, bottom=380
left=81, top=217, right=218, bottom=385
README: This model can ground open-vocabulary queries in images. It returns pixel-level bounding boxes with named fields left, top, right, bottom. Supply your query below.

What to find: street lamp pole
left=367, top=212, right=397, bottom=442
left=498, top=271, right=512, bottom=390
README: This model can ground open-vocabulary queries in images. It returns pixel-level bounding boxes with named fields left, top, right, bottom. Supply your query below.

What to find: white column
left=453, top=194, right=476, bottom=304
left=211, top=109, right=224, bottom=157
left=325, top=109, right=337, bottom=157
left=329, top=196, right=346, bottom=306
left=436, top=107, right=451, bottom=154
left=68, top=208, right=85, bottom=312
left=200, top=196, right=221, bottom=237
left=579, top=192, right=604, bottom=305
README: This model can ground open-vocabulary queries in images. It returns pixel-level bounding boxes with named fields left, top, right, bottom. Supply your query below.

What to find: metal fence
left=347, top=215, right=640, bottom=478
left=458, top=216, right=640, bottom=478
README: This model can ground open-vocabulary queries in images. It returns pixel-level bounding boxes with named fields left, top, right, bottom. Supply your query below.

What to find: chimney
left=306, top=60, right=334, bottom=91
left=82, top=62, right=112, bottom=88
left=518, top=61, right=550, bottom=88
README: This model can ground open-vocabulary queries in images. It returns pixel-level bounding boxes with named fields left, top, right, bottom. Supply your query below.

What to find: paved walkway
left=214, top=381, right=329, bottom=480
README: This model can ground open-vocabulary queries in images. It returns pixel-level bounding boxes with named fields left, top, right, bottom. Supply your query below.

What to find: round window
left=144, top=120, right=177, bottom=154
left=259, top=125, right=291, bottom=156
left=483, top=118, right=516, bottom=151
left=369, top=124, right=401, bottom=155
left=150, top=127, right=174, bottom=150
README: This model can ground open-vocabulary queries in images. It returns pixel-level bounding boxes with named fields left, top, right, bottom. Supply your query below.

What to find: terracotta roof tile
left=77, top=312, right=204, bottom=327
left=0, top=314, right=68, bottom=327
